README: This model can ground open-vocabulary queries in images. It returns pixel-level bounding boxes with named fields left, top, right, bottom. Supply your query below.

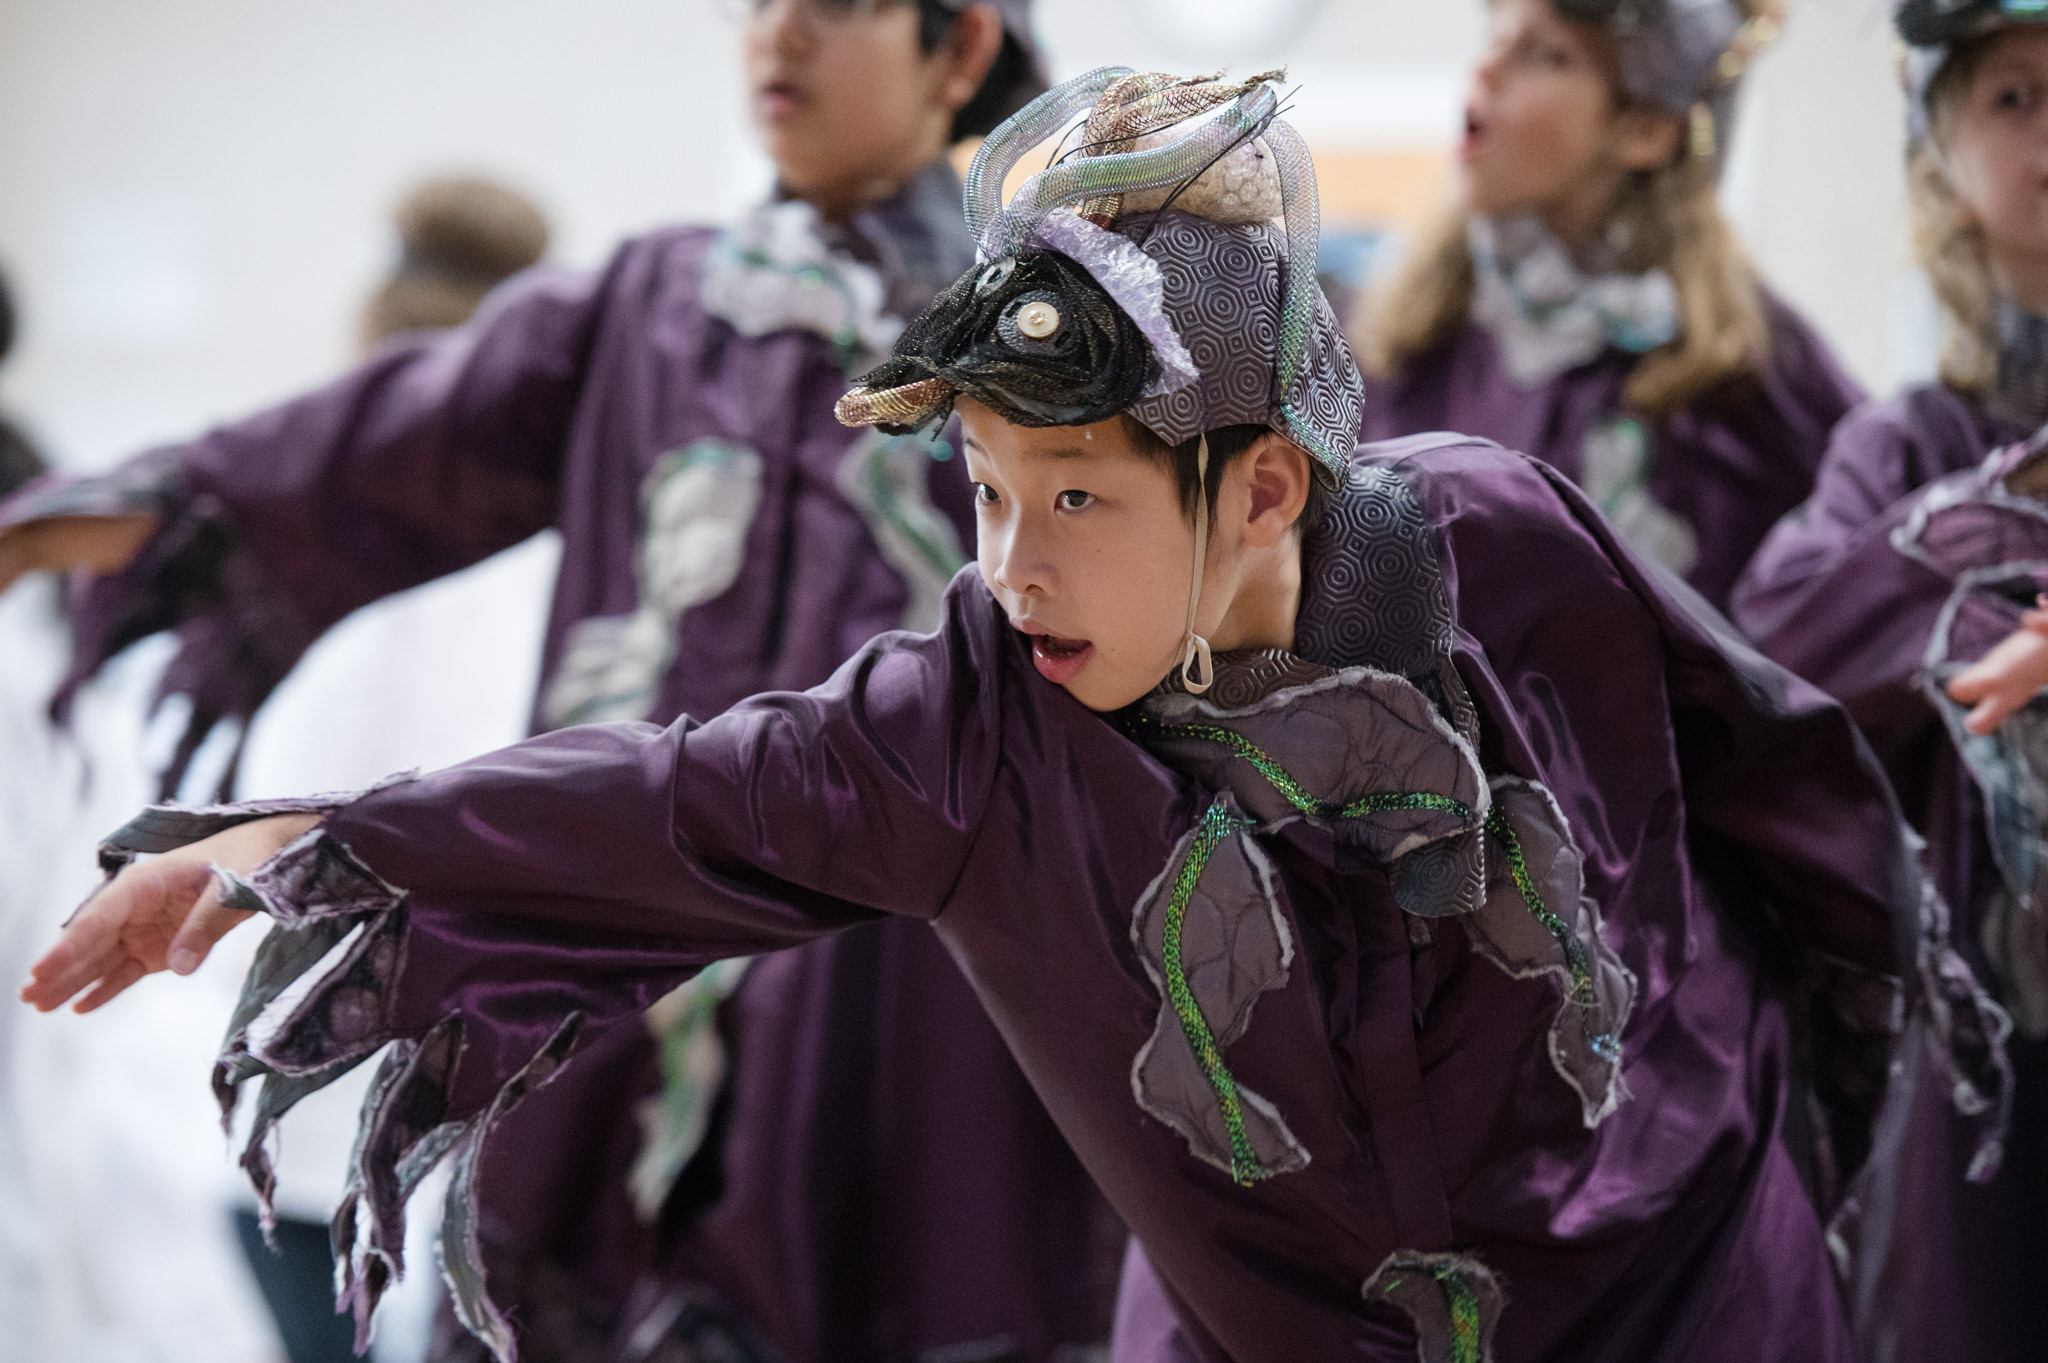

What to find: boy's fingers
left=1965, top=694, right=2016, bottom=736
left=72, top=959, right=149, bottom=1014
left=1947, top=667, right=1990, bottom=703
left=165, top=871, right=254, bottom=976
left=21, top=896, right=135, bottom=1010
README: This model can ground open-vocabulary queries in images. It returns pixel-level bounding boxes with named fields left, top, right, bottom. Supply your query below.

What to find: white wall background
left=0, top=0, right=1929, bottom=472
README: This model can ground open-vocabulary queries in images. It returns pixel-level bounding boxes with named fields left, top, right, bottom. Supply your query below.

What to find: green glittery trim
left=1127, top=712, right=1471, bottom=824
left=1163, top=798, right=1267, bottom=1185
left=1437, top=1263, right=1483, bottom=1363
left=1484, top=806, right=1621, bottom=1062
left=1143, top=711, right=1473, bottom=1187
left=1139, top=705, right=1621, bottom=1189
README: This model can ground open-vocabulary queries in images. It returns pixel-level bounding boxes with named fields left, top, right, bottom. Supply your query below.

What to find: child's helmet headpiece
left=1898, top=0, right=2048, bottom=139
left=835, top=67, right=1363, bottom=490
left=1555, top=0, right=1786, bottom=161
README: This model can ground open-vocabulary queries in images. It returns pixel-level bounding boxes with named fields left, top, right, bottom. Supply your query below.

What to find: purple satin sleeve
left=1403, top=443, right=2008, bottom=1203
left=1417, top=442, right=1914, bottom=981
left=1729, top=398, right=2048, bottom=727
left=88, top=578, right=1002, bottom=1360
left=0, top=253, right=621, bottom=796
left=1110, top=1240, right=1213, bottom=1363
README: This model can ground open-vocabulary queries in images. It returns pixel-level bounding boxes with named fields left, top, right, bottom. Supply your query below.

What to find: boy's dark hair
left=1119, top=417, right=1335, bottom=532
left=915, top=0, right=1045, bottom=143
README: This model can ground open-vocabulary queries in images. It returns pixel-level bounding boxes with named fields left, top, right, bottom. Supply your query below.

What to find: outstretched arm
left=0, top=247, right=635, bottom=793
left=11, top=575, right=1011, bottom=1361
left=1945, top=600, right=2048, bottom=735
left=19, top=813, right=317, bottom=1012
left=0, top=514, right=157, bottom=596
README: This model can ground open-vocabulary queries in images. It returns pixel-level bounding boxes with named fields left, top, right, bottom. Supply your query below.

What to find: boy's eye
left=973, top=483, right=1001, bottom=508
left=1513, top=35, right=1572, bottom=71
left=1057, top=490, right=1094, bottom=512
left=1993, top=80, right=2040, bottom=114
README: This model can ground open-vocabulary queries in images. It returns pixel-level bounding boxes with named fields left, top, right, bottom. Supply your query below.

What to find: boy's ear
left=1610, top=105, right=1684, bottom=172
left=938, top=6, right=1006, bottom=117
left=1238, top=435, right=1313, bottom=547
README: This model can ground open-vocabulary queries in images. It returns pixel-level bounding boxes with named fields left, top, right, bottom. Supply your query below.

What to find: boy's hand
left=19, top=814, right=320, bottom=1014
left=0, top=513, right=158, bottom=596
left=1947, top=605, right=2048, bottom=736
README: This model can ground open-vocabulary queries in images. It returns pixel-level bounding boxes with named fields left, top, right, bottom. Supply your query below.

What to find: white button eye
left=1015, top=300, right=1062, bottom=340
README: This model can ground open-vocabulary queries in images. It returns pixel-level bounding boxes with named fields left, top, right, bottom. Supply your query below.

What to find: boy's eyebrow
left=961, top=435, right=1105, bottom=463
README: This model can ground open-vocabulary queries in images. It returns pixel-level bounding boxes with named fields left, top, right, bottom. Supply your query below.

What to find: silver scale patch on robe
left=1130, top=662, right=1488, bottom=1179
left=1362, top=1250, right=1507, bottom=1363
left=1579, top=416, right=1699, bottom=579
left=1128, top=794, right=1309, bottom=1181
left=833, top=427, right=968, bottom=634
left=541, top=439, right=765, bottom=729
left=1471, top=778, right=1638, bottom=1127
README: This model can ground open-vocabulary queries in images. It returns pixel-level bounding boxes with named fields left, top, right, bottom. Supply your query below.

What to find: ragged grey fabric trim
left=1361, top=1249, right=1506, bottom=1363
left=1882, top=456, right=2041, bottom=1170
left=435, top=1015, right=583, bottom=1362
left=1127, top=797, right=1309, bottom=1181
left=94, top=779, right=574, bottom=1363
left=1140, top=665, right=1487, bottom=863
left=1469, top=779, right=1638, bottom=1128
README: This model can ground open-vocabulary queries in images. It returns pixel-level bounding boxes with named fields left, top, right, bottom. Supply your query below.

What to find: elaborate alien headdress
left=835, top=67, right=1363, bottom=492
left=1897, top=0, right=2048, bottom=138
left=1550, top=0, right=1786, bottom=159
left=836, top=68, right=1364, bottom=694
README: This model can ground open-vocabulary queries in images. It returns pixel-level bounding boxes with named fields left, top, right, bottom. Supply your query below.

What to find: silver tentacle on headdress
left=964, top=67, right=1134, bottom=248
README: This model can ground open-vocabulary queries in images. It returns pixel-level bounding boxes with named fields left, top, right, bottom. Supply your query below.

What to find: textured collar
left=1991, top=295, right=2048, bottom=432
left=1468, top=214, right=1680, bottom=388
left=701, top=159, right=975, bottom=372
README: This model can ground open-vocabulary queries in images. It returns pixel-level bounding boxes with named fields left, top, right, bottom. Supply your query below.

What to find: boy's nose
left=987, top=526, right=1051, bottom=600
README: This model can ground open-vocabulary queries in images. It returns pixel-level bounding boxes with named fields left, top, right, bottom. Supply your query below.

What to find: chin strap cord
left=1180, top=433, right=1215, bottom=695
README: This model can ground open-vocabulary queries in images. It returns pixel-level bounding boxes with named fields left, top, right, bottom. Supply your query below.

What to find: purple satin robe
left=1360, top=295, right=1862, bottom=611
left=1732, top=383, right=2043, bottom=1363
left=2, top=163, right=1121, bottom=1363
left=122, top=436, right=1999, bottom=1363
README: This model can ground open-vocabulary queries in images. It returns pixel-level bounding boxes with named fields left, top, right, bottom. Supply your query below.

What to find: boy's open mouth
left=1029, top=632, right=1094, bottom=685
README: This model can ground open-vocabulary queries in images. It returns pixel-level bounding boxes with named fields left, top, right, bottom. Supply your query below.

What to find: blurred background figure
left=358, top=176, right=551, bottom=345
left=1352, top=0, right=1862, bottom=614
left=0, top=271, right=48, bottom=498
left=226, top=173, right=552, bottom=1363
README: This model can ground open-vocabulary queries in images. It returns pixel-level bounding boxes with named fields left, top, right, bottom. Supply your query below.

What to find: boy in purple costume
left=1355, top=0, right=1862, bottom=612
left=1731, top=6, right=2048, bottom=1359
left=24, top=68, right=2004, bottom=1363
left=0, top=4, right=1125, bottom=1362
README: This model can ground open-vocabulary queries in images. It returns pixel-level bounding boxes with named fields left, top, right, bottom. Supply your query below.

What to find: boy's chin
left=1060, top=667, right=1160, bottom=714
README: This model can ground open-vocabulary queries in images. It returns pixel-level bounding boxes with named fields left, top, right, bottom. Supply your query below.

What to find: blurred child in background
left=1356, top=0, right=1860, bottom=612
left=0, top=3, right=1122, bottom=1361
left=225, top=173, right=551, bottom=1363
left=1732, top=5, right=2048, bottom=1359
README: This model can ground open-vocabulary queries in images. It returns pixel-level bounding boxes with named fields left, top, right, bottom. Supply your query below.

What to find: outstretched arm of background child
left=18, top=813, right=319, bottom=1012
left=1946, top=602, right=2048, bottom=735
left=0, top=513, right=157, bottom=596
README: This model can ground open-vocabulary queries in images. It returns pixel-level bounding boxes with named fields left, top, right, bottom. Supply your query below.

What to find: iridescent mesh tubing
left=964, top=67, right=1133, bottom=249
left=1262, top=119, right=1338, bottom=473
left=976, top=86, right=1281, bottom=259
